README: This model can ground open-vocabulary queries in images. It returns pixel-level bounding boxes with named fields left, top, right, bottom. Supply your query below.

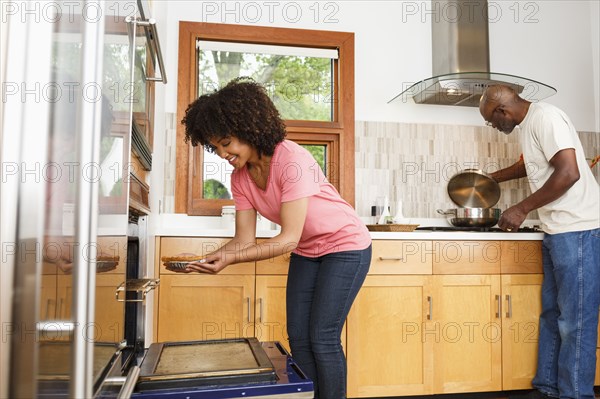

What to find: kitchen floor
left=361, top=388, right=600, bottom=399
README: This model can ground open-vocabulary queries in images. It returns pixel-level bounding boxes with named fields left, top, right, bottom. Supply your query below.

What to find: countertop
left=368, top=231, right=543, bottom=241
left=153, top=214, right=544, bottom=241
left=156, top=228, right=543, bottom=241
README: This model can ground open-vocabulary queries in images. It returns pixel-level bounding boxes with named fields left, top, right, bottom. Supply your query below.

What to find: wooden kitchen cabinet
left=40, top=275, right=58, bottom=321
left=54, top=274, right=125, bottom=342
left=432, top=274, right=502, bottom=394
left=596, top=349, right=600, bottom=385
left=153, top=237, right=549, bottom=397
left=342, top=239, right=544, bottom=397
left=94, top=274, right=126, bottom=342
left=255, top=240, right=290, bottom=350
left=500, top=241, right=543, bottom=274
left=255, top=243, right=346, bottom=355
left=500, top=241, right=543, bottom=390
left=501, top=274, right=543, bottom=390
left=255, top=275, right=289, bottom=351
left=596, top=313, right=600, bottom=385
left=346, top=240, right=434, bottom=397
left=369, top=240, right=433, bottom=274
left=433, top=240, right=501, bottom=274
left=157, top=274, right=255, bottom=342
left=256, top=238, right=290, bottom=275
left=157, top=237, right=256, bottom=342
left=347, top=275, right=434, bottom=397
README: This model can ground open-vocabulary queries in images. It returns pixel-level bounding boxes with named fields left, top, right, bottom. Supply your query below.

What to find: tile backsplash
left=355, top=121, right=600, bottom=220
left=161, top=113, right=600, bottom=219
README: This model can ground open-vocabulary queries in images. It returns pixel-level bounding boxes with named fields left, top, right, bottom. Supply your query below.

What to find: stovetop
left=416, top=226, right=542, bottom=233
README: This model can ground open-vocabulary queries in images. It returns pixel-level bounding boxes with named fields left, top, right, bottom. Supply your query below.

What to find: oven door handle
left=117, top=365, right=140, bottom=399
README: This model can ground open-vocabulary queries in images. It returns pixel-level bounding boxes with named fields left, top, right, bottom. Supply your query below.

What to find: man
left=480, top=85, right=600, bottom=399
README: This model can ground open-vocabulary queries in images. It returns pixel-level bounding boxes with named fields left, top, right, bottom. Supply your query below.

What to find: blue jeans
left=532, top=228, right=600, bottom=399
left=286, top=245, right=371, bottom=399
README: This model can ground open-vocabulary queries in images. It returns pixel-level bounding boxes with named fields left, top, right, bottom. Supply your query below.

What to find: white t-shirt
left=518, top=102, right=600, bottom=234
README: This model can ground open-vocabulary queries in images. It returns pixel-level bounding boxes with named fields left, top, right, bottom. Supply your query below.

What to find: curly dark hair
left=182, top=77, right=287, bottom=157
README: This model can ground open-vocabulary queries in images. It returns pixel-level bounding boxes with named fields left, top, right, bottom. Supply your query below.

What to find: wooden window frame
left=176, top=22, right=355, bottom=215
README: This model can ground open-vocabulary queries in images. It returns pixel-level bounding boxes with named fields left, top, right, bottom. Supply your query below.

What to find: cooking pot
left=437, top=208, right=501, bottom=228
left=447, top=169, right=500, bottom=209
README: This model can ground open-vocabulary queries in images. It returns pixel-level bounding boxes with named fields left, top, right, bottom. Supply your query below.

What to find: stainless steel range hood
left=390, top=0, right=556, bottom=107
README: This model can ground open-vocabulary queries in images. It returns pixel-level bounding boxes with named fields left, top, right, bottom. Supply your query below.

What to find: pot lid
left=447, top=169, right=500, bottom=208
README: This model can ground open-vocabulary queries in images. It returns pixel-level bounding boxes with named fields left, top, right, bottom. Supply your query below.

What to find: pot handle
left=436, top=209, right=453, bottom=216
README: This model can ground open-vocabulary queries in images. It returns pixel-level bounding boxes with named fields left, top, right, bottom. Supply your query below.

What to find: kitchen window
left=176, top=22, right=355, bottom=215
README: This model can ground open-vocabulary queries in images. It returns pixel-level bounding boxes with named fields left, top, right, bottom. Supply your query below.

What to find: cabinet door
left=596, top=349, right=600, bottom=385
left=369, top=240, right=433, bottom=274
left=55, top=274, right=124, bottom=343
left=255, top=276, right=289, bottom=351
left=255, top=239, right=290, bottom=275
left=500, top=241, right=543, bottom=274
left=433, top=241, right=501, bottom=274
left=347, top=275, right=434, bottom=397
left=56, top=274, right=73, bottom=320
left=40, top=275, right=58, bottom=321
left=501, top=274, right=543, bottom=390
left=94, top=274, right=125, bottom=343
left=595, top=312, right=600, bottom=385
left=157, top=274, right=255, bottom=342
left=433, top=275, right=502, bottom=394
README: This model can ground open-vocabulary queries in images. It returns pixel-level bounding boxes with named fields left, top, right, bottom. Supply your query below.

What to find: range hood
left=390, top=0, right=556, bottom=107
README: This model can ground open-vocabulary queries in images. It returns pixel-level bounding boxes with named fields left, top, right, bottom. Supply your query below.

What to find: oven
left=2, top=1, right=313, bottom=397
left=131, top=339, right=313, bottom=398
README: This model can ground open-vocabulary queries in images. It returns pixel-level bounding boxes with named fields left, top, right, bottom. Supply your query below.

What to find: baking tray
left=136, top=338, right=276, bottom=391
left=132, top=341, right=313, bottom=398
left=38, top=341, right=120, bottom=381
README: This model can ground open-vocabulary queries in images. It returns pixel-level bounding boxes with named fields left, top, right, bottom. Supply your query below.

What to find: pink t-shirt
left=231, top=140, right=371, bottom=257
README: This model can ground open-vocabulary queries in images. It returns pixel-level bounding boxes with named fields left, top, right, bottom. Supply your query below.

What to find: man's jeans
left=286, top=245, right=372, bottom=399
left=533, top=228, right=600, bottom=399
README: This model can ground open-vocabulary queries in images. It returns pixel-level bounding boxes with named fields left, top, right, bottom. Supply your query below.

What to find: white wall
left=591, top=0, right=600, bottom=133
left=156, top=0, right=599, bottom=131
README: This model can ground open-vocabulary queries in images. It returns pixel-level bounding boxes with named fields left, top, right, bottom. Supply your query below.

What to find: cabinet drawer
left=500, top=241, right=542, bottom=274
left=160, top=237, right=255, bottom=274
left=370, top=240, right=432, bottom=275
left=433, top=241, right=501, bottom=274
left=256, top=239, right=290, bottom=275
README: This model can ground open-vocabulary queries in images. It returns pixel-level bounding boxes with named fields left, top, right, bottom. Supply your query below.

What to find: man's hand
left=497, top=204, right=528, bottom=232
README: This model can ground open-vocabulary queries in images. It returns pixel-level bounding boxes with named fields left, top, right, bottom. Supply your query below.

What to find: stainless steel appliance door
left=0, top=1, right=131, bottom=397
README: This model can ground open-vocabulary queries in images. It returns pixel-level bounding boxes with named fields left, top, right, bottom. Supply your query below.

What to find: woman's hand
left=185, top=252, right=230, bottom=274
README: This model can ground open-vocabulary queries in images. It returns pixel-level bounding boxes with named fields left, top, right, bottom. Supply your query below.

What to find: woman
left=181, top=77, right=372, bottom=398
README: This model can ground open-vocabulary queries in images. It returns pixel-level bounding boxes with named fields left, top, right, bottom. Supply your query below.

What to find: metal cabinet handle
left=258, top=298, right=263, bottom=323
left=427, top=296, right=432, bottom=320
left=506, top=294, right=512, bottom=318
left=378, top=256, right=404, bottom=261
left=246, top=297, right=250, bottom=323
left=45, top=299, right=53, bottom=319
left=495, top=295, right=501, bottom=318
